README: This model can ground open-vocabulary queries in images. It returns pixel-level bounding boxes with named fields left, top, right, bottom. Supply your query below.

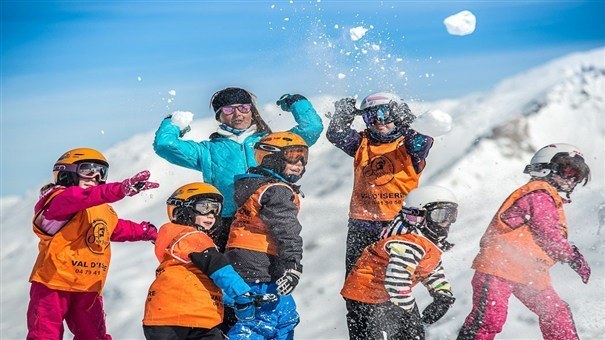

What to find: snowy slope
left=1, top=48, right=604, bottom=339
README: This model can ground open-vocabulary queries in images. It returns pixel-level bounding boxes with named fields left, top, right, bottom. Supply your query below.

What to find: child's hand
left=276, top=268, right=301, bottom=296
left=421, top=291, right=455, bottom=325
left=276, top=94, right=307, bottom=112
left=569, top=246, right=591, bottom=284
left=334, top=98, right=358, bottom=119
left=121, top=171, right=160, bottom=197
left=390, top=101, right=416, bottom=129
left=141, top=221, right=158, bottom=242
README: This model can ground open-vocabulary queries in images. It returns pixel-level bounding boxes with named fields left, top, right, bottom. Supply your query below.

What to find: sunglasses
left=219, top=104, right=252, bottom=116
left=256, top=144, right=309, bottom=165
left=54, top=162, right=109, bottom=182
left=362, top=105, right=395, bottom=126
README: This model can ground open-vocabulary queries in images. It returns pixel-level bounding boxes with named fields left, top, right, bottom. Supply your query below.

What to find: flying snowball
left=443, top=10, right=476, bottom=36
left=349, top=26, right=369, bottom=41
left=411, top=109, right=452, bottom=137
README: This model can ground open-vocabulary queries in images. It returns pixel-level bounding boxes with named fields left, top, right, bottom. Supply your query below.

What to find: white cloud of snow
left=349, top=26, right=369, bottom=41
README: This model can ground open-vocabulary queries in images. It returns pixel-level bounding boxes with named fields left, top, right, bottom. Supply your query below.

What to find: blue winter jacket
left=153, top=99, right=323, bottom=217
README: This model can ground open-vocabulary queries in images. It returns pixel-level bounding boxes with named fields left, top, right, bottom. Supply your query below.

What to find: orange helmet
left=254, top=132, right=308, bottom=182
left=166, top=182, right=223, bottom=228
left=53, top=148, right=109, bottom=186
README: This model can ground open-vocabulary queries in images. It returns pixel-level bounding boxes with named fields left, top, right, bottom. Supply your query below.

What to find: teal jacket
left=153, top=99, right=323, bottom=217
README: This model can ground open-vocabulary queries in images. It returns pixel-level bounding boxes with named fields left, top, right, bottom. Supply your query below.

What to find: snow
left=170, top=111, right=194, bottom=130
left=411, top=109, right=452, bottom=137
left=349, top=26, right=369, bottom=41
left=443, top=10, right=477, bottom=36
left=1, top=48, right=604, bottom=339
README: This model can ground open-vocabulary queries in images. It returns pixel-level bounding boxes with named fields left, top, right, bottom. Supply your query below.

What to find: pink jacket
left=35, top=183, right=157, bottom=242
left=500, top=189, right=574, bottom=263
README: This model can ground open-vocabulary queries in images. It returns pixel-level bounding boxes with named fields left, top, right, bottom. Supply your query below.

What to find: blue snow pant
left=227, top=282, right=299, bottom=340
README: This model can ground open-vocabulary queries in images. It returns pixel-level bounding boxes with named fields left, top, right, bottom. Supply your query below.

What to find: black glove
left=389, top=101, right=416, bottom=129
left=421, top=291, right=455, bottom=325
left=276, top=268, right=301, bottom=295
left=333, top=98, right=359, bottom=120
left=276, top=94, right=307, bottom=112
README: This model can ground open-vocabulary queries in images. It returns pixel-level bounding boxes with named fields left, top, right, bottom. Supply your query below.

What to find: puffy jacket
left=154, top=99, right=323, bottom=217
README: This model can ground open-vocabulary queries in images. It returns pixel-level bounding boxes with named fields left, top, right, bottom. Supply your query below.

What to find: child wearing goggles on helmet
left=27, top=148, right=159, bottom=339
left=326, top=92, right=434, bottom=278
left=458, top=143, right=592, bottom=340
left=341, top=186, right=458, bottom=340
left=225, top=132, right=308, bottom=339
left=143, top=182, right=256, bottom=340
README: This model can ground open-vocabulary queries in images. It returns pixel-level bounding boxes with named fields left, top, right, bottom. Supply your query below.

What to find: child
left=153, top=88, right=323, bottom=252
left=458, top=143, right=592, bottom=340
left=225, top=131, right=308, bottom=339
left=341, top=186, right=458, bottom=340
left=326, top=92, right=434, bottom=275
left=27, top=147, right=159, bottom=339
left=143, top=182, right=253, bottom=339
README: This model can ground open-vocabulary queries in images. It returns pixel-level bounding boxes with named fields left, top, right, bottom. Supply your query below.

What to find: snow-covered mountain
left=2, top=48, right=604, bottom=339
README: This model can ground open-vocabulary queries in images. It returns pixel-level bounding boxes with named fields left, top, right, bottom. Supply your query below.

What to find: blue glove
left=276, top=94, right=307, bottom=112
left=233, top=293, right=255, bottom=321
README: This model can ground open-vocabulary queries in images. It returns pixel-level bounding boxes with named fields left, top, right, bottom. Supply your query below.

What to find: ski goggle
left=219, top=104, right=252, bottom=115
left=167, top=198, right=222, bottom=216
left=362, top=105, right=394, bottom=126
left=54, top=162, right=109, bottom=182
left=424, top=202, right=458, bottom=224
left=256, top=144, right=309, bottom=165
left=400, top=206, right=425, bottom=225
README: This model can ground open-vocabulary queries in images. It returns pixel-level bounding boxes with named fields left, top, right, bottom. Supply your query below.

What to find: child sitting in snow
left=225, top=131, right=309, bottom=339
left=27, top=148, right=159, bottom=339
left=143, top=182, right=253, bottom=339
left=326, top=92, right=434, bottom=276
left=341, top=186, right=458, bottom=340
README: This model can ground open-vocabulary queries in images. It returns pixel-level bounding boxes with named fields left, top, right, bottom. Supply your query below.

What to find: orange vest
left=29, top=189, right=119, bottom=293
left=341, top=233, right=442, bottom=304
left=143, top=223, right=223, bottom=328
left=227, top=182, right=300, bottom=256
left=472, top=181, right=567, bottom=291
left=349, top=133, right=420, bottom=221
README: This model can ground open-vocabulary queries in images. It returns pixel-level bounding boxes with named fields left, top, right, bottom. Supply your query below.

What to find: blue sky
left=1, top=1, right=604, bottom=195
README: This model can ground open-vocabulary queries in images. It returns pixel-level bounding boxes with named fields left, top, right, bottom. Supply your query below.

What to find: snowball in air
left=337, top=73, right=346, bottom=79
left=168, top=90, right=176, bottom=96
left=443, top=10, right=476, bottom=36
left=171, top=111, right=194, bottom=129
left=349, top=26, right=368, bottom=41
left=411, top=109, right=452, bottom=137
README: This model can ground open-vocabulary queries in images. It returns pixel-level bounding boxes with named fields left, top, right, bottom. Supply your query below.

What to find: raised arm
left=326, top=98, right=362, bottom=157
left=153, top=117, right=206, bottom=171
left=276, top=94, right=324, bottom=147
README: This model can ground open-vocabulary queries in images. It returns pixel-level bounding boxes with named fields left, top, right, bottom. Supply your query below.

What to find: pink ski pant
left=458, top=272, right=578, bottom=340
left=27, top=282, right=112, bottom=340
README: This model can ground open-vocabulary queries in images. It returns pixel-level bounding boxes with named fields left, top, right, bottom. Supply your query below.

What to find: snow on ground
left=1, top=48, right=604, bottom=339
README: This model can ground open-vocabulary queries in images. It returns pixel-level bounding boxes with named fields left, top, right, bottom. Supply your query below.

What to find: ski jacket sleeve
left=326, top=111, right=362, bottom=157
left=420, top=261, right=453, bottom=297
left=110, top=220, right=157, bottom=242
left=287, top=99, right=324, bottom=147
left=384, top=240, right=425, bottom=312
left=402, top=128, right=434, bottom=174
left=42, top=183, right=126, bottom=221
left=190, top=249, right=251, bottom=300
left=259, top=184, right=304, bottom=272
left=153, top=118, right=206, bottom=171
left=501, top=190, right=575, bottom=262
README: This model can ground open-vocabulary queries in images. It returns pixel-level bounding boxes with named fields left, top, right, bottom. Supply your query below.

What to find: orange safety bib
left=341, top=233, right=442, bottom=304
left=29, top=189, right=118, bottom=293
left=472, top=181, right=567, bottom=291
left=349, top=132, right=420, bottom=221
left=143, top=223, right=223, bottom=328
left=227, top=182, right=300, bottom=256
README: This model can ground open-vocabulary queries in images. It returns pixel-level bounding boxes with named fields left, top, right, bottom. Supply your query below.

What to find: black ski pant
left=143, top=325, right=225, bottom=340
left=345, top=299, right=424, bottom=340
left=345, top=218, right=391, bottom=275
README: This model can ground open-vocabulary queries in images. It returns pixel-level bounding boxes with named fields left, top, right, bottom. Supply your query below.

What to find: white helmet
left=359, top=92, right=402, bottom=110
left=403, top=185, right=458, bottom=209
left=524, top=143, right=590, bottom=190
left=401, top=186, right=458, bottom=244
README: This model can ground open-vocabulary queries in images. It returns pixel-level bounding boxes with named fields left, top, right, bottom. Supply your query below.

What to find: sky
left=1, top=0, right=604, bottom=196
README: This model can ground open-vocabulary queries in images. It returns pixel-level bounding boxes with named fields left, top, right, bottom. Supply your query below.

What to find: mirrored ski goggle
left=54, top=162, right=109, bottom=182
left=424, top=202, right=458, bottom=224
left=256, top=144, right=309, bottom=165
left=218, top=104, right=252, bottom=115
left=362, top=105, right=394, bottom=126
